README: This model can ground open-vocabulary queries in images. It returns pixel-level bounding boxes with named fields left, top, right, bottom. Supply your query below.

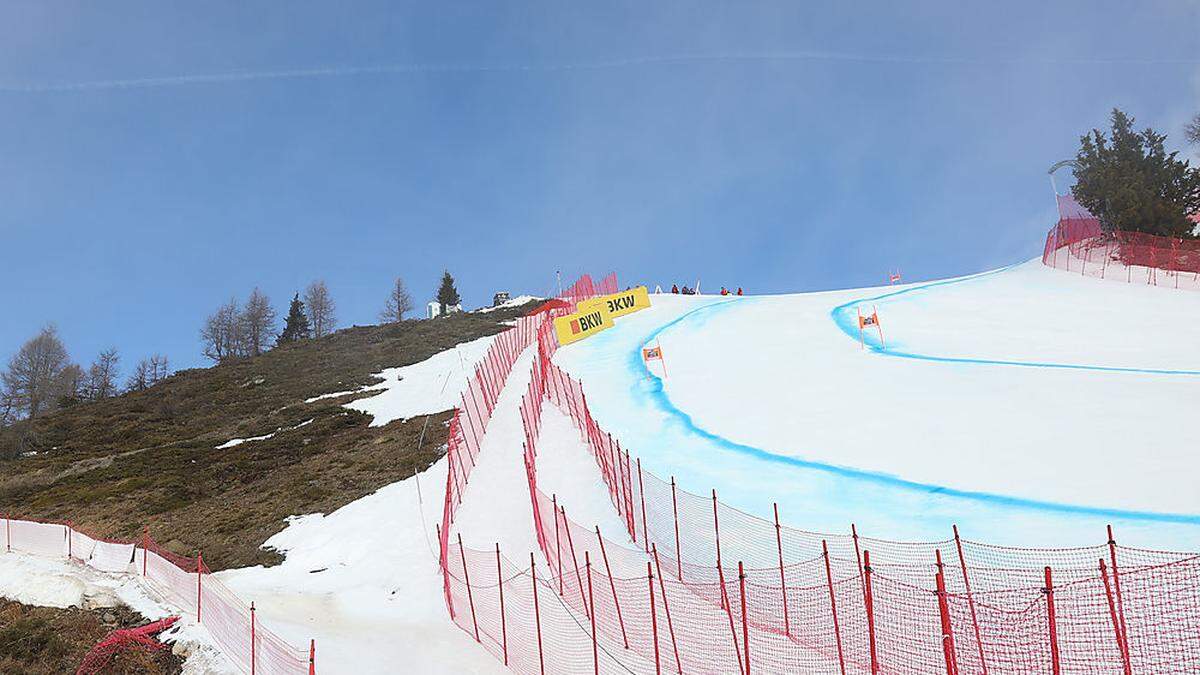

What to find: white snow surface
left=345, top=334, right=497, bottom=427
left=555, top=261, right=1200, bottom=548
left=0, top=551, right=236, bottom=674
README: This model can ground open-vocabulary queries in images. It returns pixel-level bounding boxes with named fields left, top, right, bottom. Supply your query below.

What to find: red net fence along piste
left=1043, top=194, right=1200, bottom=290
left=441, top=271, right=1200, bottom=674
left=2, top=517, right=314, bottom=674
left=76, top=615, right=180, bottom=675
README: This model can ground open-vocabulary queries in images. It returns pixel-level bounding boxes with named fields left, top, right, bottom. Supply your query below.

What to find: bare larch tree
left=1, top=325, right=73, bottom=419
left=86, top=348, right=120, bottom=400
left=201, top=298, right=244, bottom=363
left=380, top=277, right=414, bottom=323
left=241, top=288, right=277, bottom=356
left=304, top=280, right=336, bottom=338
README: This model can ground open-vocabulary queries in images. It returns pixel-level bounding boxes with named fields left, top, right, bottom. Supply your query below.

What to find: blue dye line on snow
left=622, top=278, right=1200, bottom=525
left=829, top=265, right=1200, bottom=377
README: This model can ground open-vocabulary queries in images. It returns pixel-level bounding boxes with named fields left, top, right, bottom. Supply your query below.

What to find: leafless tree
left=149, top=354, right=170, bottom=383
left=304, top=280, right=336, bottom=338
left=0, top=386, right=17, bottom=427
left=1187, top=113, right=1200, bottom=146
left=86, top=348, right=120, bottom=400
left=201, top=298, right=244, bottom=363
left=380, top=277, right=414, bottom=323
left=1, top=325, right=72, bottom=419
left=125, top=354, right=170, bottom=392
left=241, top=288, right=277, bottom=356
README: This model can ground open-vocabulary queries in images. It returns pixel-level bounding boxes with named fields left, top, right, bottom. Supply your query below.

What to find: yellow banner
left=578, top=286, right=651, bottom=320
left=553, top=303, right=615, bottom=346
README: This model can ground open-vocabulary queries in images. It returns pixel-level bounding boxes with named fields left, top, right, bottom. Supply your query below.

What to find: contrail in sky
left=2, top=52, right=1197, bottom=93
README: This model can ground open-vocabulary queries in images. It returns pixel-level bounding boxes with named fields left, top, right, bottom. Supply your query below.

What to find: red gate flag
left=858, top=312, right=879, bottom=328
left=643, top=346, right=663, bottom=361
left=857, top=306, right=885, bottom=349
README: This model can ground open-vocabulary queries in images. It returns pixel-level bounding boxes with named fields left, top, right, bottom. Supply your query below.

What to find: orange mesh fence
left=1042, top=195, right=1200, bottom=290
left=2, top=515, right=312, bottom=674
left=76, top=615, right=180, bottom=675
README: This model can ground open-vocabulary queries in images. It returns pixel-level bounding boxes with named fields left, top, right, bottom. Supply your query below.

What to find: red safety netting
left=2, top=516, right=313, bottom=674
left=1042, top=195, right=1200, bottom=290
left=76, top=615, right=180, bottom=675
left=441, top=269, right=1200, bottom=674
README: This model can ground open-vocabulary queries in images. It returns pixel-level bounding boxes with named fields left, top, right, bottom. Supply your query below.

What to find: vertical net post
left=4, top=513, right=9, bottom=552
left=141, top=526, right=148, bottom=576
left=552, top=495, right=563, bottom=595
left=560, top=506, right=590, bottom=619
left=309, top=639, right=315, bottom=675
left=637, top=458, right=649, bottom=553
left=596, top=527, right=629, bottom=648
left=952, top=525, right=987, bottom=675
left=648, top=561, right=661, bottom=675
left=774, top=503, right=790, bottom=638
left=1044, top=566, right=1060, bottom=674
left=935, top=564, right=958, bottom=675
left=457, top=534, right=479, bottom=643
left=652, top=545, right=682, bottom=673
left=586, top=552, right=597, bottom=675
left=1100, top=559, right=1132, bottom=675
left=713, top=489, right=727, bottom=609
left=864, top=550, right=879, bottom=674
left=670, top=477, right=682, bottom=580
left=497, top=543, right=508, bottom=666
left=531, top=553, right=546, bottom=675
left=624, top=449, right=636, bottom=540
left=250, top=601, right=256, bottom=675
left=1107, top=525, right=1131, bottom=665
left=739, top=561, right=750, bottom=675
left=852, top=524, right=867, bottom=606
left=66, top=522, right=72, bottom=560
left=196, top=551, right=203, bottom=624
left=822, top=540, right=847, bottom=675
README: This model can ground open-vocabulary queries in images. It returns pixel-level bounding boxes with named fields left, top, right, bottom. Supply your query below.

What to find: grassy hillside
left=0, top=305, right=535, bottom=570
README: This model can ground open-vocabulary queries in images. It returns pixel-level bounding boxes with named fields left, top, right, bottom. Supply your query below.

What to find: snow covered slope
left=554, top=260, right=1200, bottom=549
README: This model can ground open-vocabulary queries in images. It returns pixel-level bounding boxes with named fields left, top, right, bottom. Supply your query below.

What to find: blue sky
left=1, top=2, right=1198, bottom=372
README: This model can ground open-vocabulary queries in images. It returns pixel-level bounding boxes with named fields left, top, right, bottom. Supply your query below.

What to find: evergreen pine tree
left=277, top=294, right=312, bottom=344
left=436, top=270, right=461, bottom=316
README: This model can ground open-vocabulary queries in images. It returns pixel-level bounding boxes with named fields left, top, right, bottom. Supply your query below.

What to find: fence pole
left=608, top=433, right=622, bottom=518
left=587, top=552, right=597, bottom=675
left=196, top=551, right=204, bottom=624
left=713, top=489, right=727, bottom=609
left=624, top=449, right=636, bottom=539
left=952, top=525, right=988, bottom=675
left=1100, top=559, right=1132, bottom=675
left=553, top=495, right=563, bottom=595
left=596, top=526, right=629, bottom=648
left=497, top=544, right=508, bottom=666
left=1107, top=525, right=1131, bottom=665
left=774, top=503, right=790, bottom=638
left=1045, top=566, right=1060, bottom=675
left=648, top=561, right=661, bottom=675
left=250, top=601, right=257, bottom=675
left=652, top=544, right=682, bottom=673
left=4, top=513, right=9, bottom=552
left=852, top=524, right=867, bottom=606
left=457, top=534, right=479, bottom=643
left=142, top=526, right=148, bottom=576
left=66, top=522, right=72, bottom=560
left=822, top=540, right=847, bottom=675
left=671, top=477, right=682, bottom=580
left=863, top=550, right=879, bottom=674
left=739, top=561, right=750, bottom=675
left=935, top=566, right=958, bottom=675
left=309, top=639, right=316, bottom=675
left=560, top=505, right=590, bottom=619
left=637, top=458, right=649, bottom=553
left=531, top=553, right=546, bottom=675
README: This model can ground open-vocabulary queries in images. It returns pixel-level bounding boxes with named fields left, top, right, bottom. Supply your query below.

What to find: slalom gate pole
left=1045, top=566, right=1060, bottom=675
left=553, top=495, right=563, bottom=595
left=561, top=506, right=590, bottom=619
left=935, top=564, right=958, bottom=675
left=250, top=602, right=257, bottom=675
left=458, top=534, right=479, bottom=642
left=497, top=544, right=508, bottom=665
left=1107, top=525, right=1131, bottom=665
left=739, top=561, right=750, bottom=675
left=596, top=526, right=629, bottom=648
left=652, top=545, right=682, bottom=673
left=1100, top=559, right=1131, bottom=675
left=637, top=458, right=649, bottom=553
left=873, top=304, right=885, bottom=349
left=713, top=489, right=727, bottom=609
left=852, top=524, right=867, bottom=606
left=309, top=639, right=316, bottom=675
left=657, top=338, right=668, bottom=379
left=196, top=551, right=203, bottom=624
left=774, top=503, right=790, bottom=638
left=952, top=525, right=988, bottom=675
left=863, top=550, right=879, bottom=674
left=822, top=540, right=847, bottom=675
left=587, top=552, right=597, bottom=675
left=670, top=477, right=683, bottom=580
left=531, top=553, right=546, bottom=675
left=857, top=307, right=865, bottom=349
left=648, top=561, right=661, bottom=675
